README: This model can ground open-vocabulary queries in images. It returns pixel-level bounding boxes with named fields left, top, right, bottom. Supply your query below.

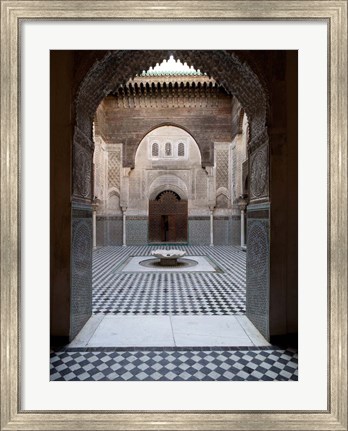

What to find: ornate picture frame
left=1, top=1, right=347, bottom=430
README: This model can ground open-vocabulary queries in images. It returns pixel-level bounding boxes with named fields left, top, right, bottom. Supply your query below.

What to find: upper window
left=178, top=142, right=185, bottom=157
left=152, top=142, right=159, bottom=157
left=165, top=142, right=172, bottom=157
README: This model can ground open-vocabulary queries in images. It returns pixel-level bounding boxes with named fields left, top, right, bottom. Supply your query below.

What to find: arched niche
left=148, top=177, right=189, bottom=202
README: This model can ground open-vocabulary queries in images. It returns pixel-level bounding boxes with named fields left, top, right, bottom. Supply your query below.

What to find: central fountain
left=137, top=249, right=199, bottom=270
left=151, top=249, right=187, bottom=266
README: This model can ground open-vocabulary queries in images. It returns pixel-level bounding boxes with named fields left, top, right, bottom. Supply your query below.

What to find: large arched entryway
left=50, top=50, right=298, bottom=351
left=73, top=51, right=270, bottom=340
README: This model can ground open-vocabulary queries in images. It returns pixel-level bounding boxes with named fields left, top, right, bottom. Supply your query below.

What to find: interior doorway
left=149, top=190, right=188, bottom=243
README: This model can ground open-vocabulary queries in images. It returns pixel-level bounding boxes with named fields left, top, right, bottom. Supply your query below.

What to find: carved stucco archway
left=148, top=176, right=189, bottom=202
left=71, top=50, right=271, bottom=340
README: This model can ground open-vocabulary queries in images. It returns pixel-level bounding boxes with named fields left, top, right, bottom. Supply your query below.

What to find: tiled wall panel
left=230, top=216, right=241, bottom=246
left=107, top=217, right=123, bottom=246
left=188, top=218, right=210, bottom=245
left=96, top=216, right=243, bottom=246
left=71, top=204, right=93, bottom=340
left=246, top=203, right=270, bottom=340
left=213, top=218, right=229, bottom=245
left=126, top=219, right=148, bottom=245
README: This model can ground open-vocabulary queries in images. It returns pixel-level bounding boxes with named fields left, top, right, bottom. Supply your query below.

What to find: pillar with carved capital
left=120, top=166, right=131, bottom=247
left=205, top=166, right=216, bottom=248
left=241, top=208, right=245, bottom=247
left=209, top=206, right=214, bottom=247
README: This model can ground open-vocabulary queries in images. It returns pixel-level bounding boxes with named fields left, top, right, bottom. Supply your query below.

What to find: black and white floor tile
left=50, top=347, right=298, bottom=381
left=92, top=246, right=246, bottom=315
left=52, top=246, right=298, bottom=382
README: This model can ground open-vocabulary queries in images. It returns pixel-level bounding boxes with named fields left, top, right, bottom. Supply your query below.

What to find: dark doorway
left=149, top=190, right=188, bottom=243
left=161, top=215, right=174, bottom=242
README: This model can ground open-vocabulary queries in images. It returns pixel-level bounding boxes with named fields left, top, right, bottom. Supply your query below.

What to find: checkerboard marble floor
left=50, top=347, right=298, bottom=381
left=93, top=245, right=246, bottom=315
left=50, top=246, right=298, bottom=381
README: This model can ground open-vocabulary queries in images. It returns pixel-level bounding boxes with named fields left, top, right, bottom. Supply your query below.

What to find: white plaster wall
left=128, top=125, right=210, bottom=216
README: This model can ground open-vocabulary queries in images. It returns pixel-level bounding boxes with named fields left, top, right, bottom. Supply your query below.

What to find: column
left=92, top=203, right=98, bottom=249
left=120, top=167, right=131, bottom=247
left=209, top=207, right=214, bottom=247
left=206, top=166, right=216, bottom=248
left=241, top=208, right=245, bottom=247
left=122, top=207, right=127, bottom=246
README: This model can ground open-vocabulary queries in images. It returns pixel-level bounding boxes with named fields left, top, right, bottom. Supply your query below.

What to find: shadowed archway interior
left=149, top=190, right=188, bottom=243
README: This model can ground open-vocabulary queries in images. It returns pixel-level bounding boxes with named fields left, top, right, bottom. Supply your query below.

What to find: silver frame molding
left=1, top=1, right=347, bottom=430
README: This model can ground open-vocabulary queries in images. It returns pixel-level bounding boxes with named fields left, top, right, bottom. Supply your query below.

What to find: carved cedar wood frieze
left=75, top=50, right=268, bottom=145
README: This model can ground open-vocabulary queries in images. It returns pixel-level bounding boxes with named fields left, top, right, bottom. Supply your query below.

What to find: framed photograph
left=1, top=1, right=347, bottom=430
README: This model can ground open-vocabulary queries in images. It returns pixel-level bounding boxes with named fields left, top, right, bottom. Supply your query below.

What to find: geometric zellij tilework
left=93, top=245, right=246, bottom=315
left=50, top=347, right=298, bottom=381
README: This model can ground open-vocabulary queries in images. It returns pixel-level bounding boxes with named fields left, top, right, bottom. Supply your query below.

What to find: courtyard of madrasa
left=50, top=245, right=298, bottom=381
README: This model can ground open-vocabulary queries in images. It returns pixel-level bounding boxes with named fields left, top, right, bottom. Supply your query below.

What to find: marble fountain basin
left=151, top=249, right=187, bottom=266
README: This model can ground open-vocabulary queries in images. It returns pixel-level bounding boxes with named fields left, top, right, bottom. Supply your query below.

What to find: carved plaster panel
left=249, top=143, right=269, bottom=201
left=73, top=143, right=93, bottom=200
left=195, top=169, right=207, bottom=200
left=215, top=149, right=229, bottom=191
left=107, top=148, right=121, bottom=192
left=248, top=127, right=269, bottom=153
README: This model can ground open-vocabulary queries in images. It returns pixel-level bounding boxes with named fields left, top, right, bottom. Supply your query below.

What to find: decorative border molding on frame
left=1, top=1, right=347, bottom=430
